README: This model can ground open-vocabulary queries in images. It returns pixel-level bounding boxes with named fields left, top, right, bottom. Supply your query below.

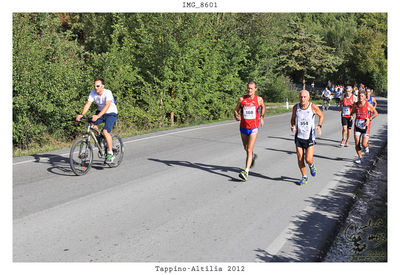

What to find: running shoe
left=105, top=153, right=115, bottom=164
left=310, top=165, right=317, bottom=177
left=298, top=177, right=308, bottom=186
left=364, top=147, right=370, bottom=154
left=250, top=153, right=258, bottom=168
left=239, top=170, right=248, bottom=181
left=355, top=157, right=362, bottom=164
left=339, top=141, right=345, bottom=147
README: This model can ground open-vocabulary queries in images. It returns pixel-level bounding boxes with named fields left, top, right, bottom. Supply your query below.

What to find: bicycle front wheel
left=70, top=138, right=93, bottom=176
left=107, top=134, right=124, bottom=168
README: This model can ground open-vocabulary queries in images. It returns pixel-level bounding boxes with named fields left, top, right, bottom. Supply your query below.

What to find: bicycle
left=322, top=97, right=330, bottom=111
left=69, top=116, right=124, bottom=176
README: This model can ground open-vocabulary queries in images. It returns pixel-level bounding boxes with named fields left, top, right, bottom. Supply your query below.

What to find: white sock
left=107, top=151, right=113, bottom=155
left=245, top=168, right=249, bottom=174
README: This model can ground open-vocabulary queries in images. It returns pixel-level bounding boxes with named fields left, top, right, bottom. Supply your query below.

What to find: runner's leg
left=346, top=127, right=352, bottom=146
left=362, top=135, right=369, bottom=150
left=305, top=145, right=315, bottom=167
left=354, top=133, right=362, bottom=158
left=296, top=146, right=307, bottom=177
left=245, top=132, right=258, bottom=170
left=341, top=125, right=347, bottom=145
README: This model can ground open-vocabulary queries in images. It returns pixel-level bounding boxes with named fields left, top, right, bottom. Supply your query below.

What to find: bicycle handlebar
left=75, top=116, right=93, bottom=123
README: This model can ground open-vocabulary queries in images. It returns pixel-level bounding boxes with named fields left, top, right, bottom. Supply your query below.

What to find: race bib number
left=243, top=106, right=256, bottom=120
left=298, top=119, right=310, bottom=134
left=355, top=119, right=366, bottom=129
left=342, top=106, right=350, bottom=116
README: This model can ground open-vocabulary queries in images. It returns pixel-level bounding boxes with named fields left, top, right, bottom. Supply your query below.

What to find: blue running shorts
left=240, top=127, right=259, bottom=136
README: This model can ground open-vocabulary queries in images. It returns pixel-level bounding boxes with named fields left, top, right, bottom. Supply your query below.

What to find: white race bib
left=298, top=119, right=310, bottom=134
left=342, top=106, right=350, bottom=116
left=243, top=106, right=256, bottom=119
left=355, top=119, right=366, bottom=129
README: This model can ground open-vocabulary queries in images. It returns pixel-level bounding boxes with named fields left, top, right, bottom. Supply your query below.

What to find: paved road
left=13, top=98, right=388, bottom=262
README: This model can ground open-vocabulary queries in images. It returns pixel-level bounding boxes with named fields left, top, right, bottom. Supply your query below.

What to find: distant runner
left=291, top=90, right=324, bottom=185
left=339, top=86, right=355, bottom=147
left=351, top=90, right=378, bottom=164
left=234, top=81, right=266, bottom=181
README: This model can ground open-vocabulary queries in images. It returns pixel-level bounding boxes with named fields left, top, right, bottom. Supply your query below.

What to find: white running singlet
left=296, top=103, right=315, bottom=140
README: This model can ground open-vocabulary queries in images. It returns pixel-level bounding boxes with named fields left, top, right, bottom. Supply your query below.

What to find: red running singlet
left=240, top=95, right=260, bottom=129
left=355, top=102, right=369, bottom=120
left=342, top=96, right=354, bottom=118
left=355, top=102, right=369, bottom=131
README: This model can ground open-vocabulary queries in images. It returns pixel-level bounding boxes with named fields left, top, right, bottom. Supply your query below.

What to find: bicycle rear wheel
left=107, top=134, right=124, bottom=168
left=70, top=138, right=93, bottom=176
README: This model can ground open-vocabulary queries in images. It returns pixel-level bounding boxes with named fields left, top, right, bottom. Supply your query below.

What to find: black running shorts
left=295, top=135, right=316, bottom=149
left=341, top=116, right=353, bottom=129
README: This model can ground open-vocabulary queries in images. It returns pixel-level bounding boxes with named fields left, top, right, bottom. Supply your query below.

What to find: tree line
left=12, top=13, right=387, bottom=149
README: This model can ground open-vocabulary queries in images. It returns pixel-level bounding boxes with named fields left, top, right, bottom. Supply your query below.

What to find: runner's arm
left=258, top=96, right=266, bottom=127
left=259, top=96, right=266, bottom=118
left=350, top=103, right=357, bottom=119
left=290, top=105, right=297, bottom=132
left=312, top=104, right=324, bottom=135
left=368, top=102, right=378, bottom=121
left=373, top=97, right=378, bottom=108
left=234, top=97, right=243, bottom=121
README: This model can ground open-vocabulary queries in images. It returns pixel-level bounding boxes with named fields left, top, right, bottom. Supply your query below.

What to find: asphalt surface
left=13, top=98, right=388, bottom=262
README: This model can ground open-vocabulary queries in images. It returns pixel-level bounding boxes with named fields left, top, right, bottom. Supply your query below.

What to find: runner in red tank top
left=339, top=86, right=355, bottom=147
left=234, top=81, right=266, bottom=181
left=351, top=90, right=378, bottom=164
left=239, top=95, right=260, bottom=130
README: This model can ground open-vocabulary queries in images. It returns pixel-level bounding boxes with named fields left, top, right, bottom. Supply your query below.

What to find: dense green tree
left=277, top=18, right=343, bottom=90
left=13, top=13, right=88, bottom=149
left=352, top=13, right=387, bottom=92
left=12, top=12, right=387, bottom=150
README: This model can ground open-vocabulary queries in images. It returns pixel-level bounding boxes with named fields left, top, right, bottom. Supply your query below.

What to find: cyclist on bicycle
left=75, top=78, right=118, bottom=164
left=321, top=87, right=331, bottom=109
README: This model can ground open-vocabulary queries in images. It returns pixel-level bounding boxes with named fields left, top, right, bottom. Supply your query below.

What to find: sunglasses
left=95, top=85, right=102, bottom=88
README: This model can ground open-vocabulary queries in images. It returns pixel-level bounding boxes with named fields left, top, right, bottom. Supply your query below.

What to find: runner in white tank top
left=295, top=102, right=316, bottom=141
left=290, top=90, right=324, bottom=186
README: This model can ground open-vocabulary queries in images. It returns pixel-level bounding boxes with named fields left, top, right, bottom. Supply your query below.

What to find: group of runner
left=339, top=86, right=378, bottom=164
left=77, top=78, right=378, bottom=184
left=235, top=81, right=378, bottom=185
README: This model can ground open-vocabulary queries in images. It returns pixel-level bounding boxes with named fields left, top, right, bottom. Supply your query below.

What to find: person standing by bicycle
left=321, top=87, right=331, bottom=110
left=75, top=78, right=118, bottom=164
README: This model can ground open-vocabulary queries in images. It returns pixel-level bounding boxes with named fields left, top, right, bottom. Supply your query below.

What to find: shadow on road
left=264, top=147, right=353, bottom=162
left=148, top=158, right=299, bottom=184
left=375, top=98, right=387, bottom=115
left=255, top=125, right=387, bottom=262
left=268, top=135, right=346, bottom=148
left=31, top=154, right=108, bottom=176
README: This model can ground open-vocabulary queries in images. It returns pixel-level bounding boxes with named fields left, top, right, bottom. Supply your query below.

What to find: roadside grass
left=13, top=105, right=294, bottom=158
